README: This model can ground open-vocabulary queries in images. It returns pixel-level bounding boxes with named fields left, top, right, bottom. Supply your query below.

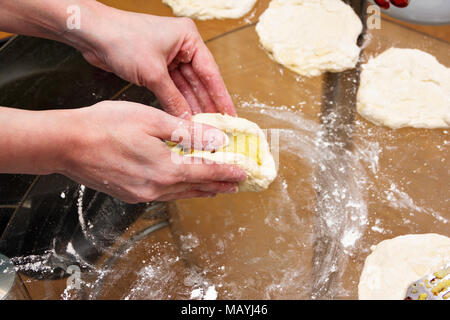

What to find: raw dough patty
left=255, top=0, right=363, bottom=77
left=357, top=48, right=450, bottom=129
left=170, top=113, right=277, bottom=192
left=358, top=233, right=450, bottom=300
left=162, top=0, right=258, bottom=20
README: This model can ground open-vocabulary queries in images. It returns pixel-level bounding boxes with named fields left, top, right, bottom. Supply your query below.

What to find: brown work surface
left=162, top=20, right=449, bottom=300
left=1, top=1, right=449, bottom=42
left=0, top=32, right=12, bottom=40
left=100, top=1, right=450, bottom=42
left=100, top=0, right=270, bottom=41
left=381, top=14, right=450, bottom=42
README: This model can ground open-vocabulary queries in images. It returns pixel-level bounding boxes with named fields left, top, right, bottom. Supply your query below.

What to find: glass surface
left=0, top=253, right=30, bottom=300
left=4, top=19, right=449, bottom=299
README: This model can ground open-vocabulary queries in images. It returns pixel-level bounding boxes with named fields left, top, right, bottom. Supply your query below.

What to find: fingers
left=143, top=181, right=238, bottom=202
left=149, top=68, right=193, bottom=119
left=179, top=64, right=218, bottom=113
left=143, top=29, right=235, bottom=116
left=169, top=68, right=203, bottom=114
left=155, top=190, right=216, bottom=202
left=159, top=181, right=238, bottom=195
left=168, top=32, right=236, bottom=116
left=191, top=42, right=237, bottom=116
left=82, top=51, right=113, bottom=73
left=148, top=112, right=229, bottom=151
left=179, top=161, right=247, bottom=183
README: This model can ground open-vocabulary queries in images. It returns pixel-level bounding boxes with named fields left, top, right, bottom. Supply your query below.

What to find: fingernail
left=225, top=186, right=239, bottom=194
left=179, top=111, right=192, bottom=120
left=204, top=129, right=229, bottom=151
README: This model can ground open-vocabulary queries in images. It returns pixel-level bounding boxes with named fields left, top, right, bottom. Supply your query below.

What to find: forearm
left=0, top=0, right=110, bottom=53
left=0, top=107, right=76, bottom=175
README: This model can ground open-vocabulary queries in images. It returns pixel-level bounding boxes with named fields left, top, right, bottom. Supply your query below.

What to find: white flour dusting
left=189, top=285, right=218, bottom=300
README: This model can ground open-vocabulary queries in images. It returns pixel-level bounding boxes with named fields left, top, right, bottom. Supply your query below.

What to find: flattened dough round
left=162, top=0, right=257, bottom=20
left=358, top=233, right=450, bottom=300
left=255, top=0, right=363, bottom=77
left=357, top=48, right=450, bottom=129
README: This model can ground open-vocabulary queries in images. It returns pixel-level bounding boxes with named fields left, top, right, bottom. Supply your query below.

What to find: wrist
left=57, top=0, right=115, bottom=55
left=47, top=108, right=86, bottom=177
left=29, top=109, right=80, bottom=176
left=0, top=107, right=77, bottom=175
left=0, top=0, right=110, bottom=56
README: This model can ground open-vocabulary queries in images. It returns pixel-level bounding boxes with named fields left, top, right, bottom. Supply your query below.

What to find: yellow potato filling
left=167, top=131, right=261, bottom=165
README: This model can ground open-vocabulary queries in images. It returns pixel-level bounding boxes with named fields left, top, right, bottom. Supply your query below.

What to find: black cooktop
left=0, top=35, right=161, bottom=279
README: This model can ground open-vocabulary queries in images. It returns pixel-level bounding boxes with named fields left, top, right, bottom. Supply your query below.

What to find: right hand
left=0, top=1, right=236, bottom=117
left=78, top=9, right=236, bottom=118
left=60, top=101, right=246, bottom=203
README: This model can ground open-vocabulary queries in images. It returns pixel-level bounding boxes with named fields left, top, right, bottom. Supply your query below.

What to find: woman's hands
left=60, top=101, right=246, bottom=203
left=63, top=5, right=242, bottom=201
left=79, top=6, right=236, bottom=118
left=0, top=102, right=246, bottom=204
left=0, top=1, right=244, bottom=203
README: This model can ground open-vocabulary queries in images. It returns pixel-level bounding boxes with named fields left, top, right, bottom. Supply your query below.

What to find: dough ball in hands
left=357, top=48, right=450, bottom=129
left=255, top=0, right=363, bottom=77
left=358, top=233, right=450, bottom=300
left=162, top=0, right=258, bottom=20
left=168, top=113, right=278, bottom=192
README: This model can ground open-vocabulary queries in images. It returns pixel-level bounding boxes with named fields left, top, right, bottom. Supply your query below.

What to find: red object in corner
left=374, top=0, right=390, bottom=9
left=390, top=0, right=410, bottom=8
left=374, top=0, right=410, bottom=9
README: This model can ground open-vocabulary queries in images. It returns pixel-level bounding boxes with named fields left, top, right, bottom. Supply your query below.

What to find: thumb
left=149, top=69, right=193, bottom=119
left=150, top=110, right=229, bottom=151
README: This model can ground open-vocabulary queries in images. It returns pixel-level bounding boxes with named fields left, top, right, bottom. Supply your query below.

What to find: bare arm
left=0, top=106, right=72, bottom=175
left=0, top=0, right=98, bottom=53
left=0, top=0, right=236, bottom=117
left=0, top=1, right=245, bottom=203
left=0, top=103, right=245, bottom=203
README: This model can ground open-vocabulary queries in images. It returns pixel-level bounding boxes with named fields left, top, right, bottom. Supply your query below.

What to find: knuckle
left=137, top=189, right=159, bottom=203
left=164, top=94, right=184, bottom=109
left=175, top=165, right=189, bottom=182
left=180, top=17, right=196, bottom=30
left=198, top=64, right=217, bottom=81
left=207, top=164, right=221, bottom=180
left=126, top=185, right=160, bottom=203
left=146, top=65, right=166, bottom=87
left=156, top=172, right=179, bottom=186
